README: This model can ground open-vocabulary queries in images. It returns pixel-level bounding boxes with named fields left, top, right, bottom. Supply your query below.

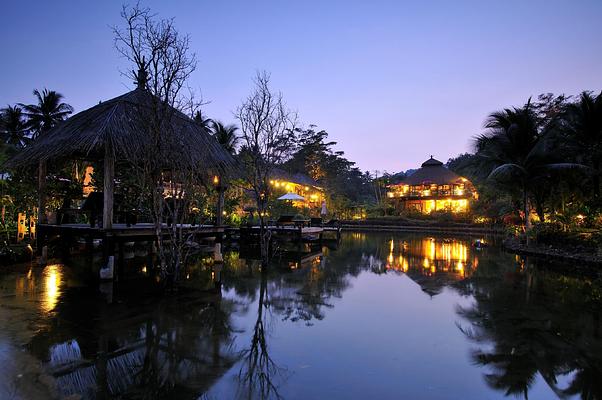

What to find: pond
left=0, top=232, right=601, bottom=399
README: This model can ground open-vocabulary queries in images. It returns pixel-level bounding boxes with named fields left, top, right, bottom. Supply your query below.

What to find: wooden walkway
left=36, top=223, right=226, bottom=277
left=236, top=224, right=341, bottom=243
left=38, top=223, right=224, bottom=239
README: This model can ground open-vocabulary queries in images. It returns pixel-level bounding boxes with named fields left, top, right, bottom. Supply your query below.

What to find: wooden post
left=216, top=187, right=225, bottom=226
left=38, top=160, right=47, bottom=224
left=117, top=240, right=124, bottom=281
left=103, top=142, right=114, bottom=230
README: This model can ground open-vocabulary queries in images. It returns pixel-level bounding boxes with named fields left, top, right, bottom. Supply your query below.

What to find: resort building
left=387, top=156, right=477, bottom=214
left=269, top=168, right=325, bottom=208
left=238, top=168, right=325, bottom=216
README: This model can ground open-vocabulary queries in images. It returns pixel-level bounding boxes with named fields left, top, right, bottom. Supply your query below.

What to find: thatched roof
left=5, top=88, right=236, bottom=175
left=400, top=156, right=464, bottom=186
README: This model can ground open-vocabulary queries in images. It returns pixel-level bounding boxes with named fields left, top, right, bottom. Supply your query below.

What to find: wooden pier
left=237, top=224, right=341, bottom=244
left=37, top=223, right=226, bottom=277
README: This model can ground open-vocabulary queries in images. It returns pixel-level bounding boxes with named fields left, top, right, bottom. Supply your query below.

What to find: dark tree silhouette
left=19, top=89, right=73, bottom=138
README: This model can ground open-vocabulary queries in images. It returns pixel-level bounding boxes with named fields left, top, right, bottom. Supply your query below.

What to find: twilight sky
left=1, top=0, right=601, bottom=172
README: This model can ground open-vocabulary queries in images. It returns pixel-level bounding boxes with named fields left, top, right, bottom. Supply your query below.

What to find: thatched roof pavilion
left=6, top=82, right=236, bottom=229
left=402, top=157, right=462, bottom=185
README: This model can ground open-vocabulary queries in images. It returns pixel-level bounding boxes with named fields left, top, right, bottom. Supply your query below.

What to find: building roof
left=399, top=156, right=464, bottom=186
left=271, top=168, right=322, bottom=189
left=5, top=88, right=236, bottom=175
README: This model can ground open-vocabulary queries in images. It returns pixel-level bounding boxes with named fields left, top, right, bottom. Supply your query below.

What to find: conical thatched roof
left=401, top=156, right=464, bottom=185
left=5, top=88, right=236, bottom=175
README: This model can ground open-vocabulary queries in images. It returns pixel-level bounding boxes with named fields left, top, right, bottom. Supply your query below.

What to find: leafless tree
left=238, top=271, right=284, bottom=399
left=113, top=4, right=197, bottom=109
left=113, top=4, right=212, bottom=285
left=236, top=71, right=297, bottom=268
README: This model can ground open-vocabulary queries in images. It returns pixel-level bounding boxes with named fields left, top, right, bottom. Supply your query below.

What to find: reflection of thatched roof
left=6, top=88, right=236, bottom=174
left=400, top=157, right=463, bottom=186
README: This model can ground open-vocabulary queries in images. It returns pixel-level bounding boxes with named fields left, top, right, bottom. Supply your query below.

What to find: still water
left=0, top=232, right=601, bottom=399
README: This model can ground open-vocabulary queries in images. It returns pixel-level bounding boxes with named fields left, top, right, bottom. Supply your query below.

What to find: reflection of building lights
left=456, top=261, right=464, bottom=273
left=43, top=264, right=62, bottom=313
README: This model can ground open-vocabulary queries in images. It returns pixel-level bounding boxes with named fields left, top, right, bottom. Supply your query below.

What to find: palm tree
left=0, top=105, right=29, bottom=147
left=474, top=101, right=580, bottom=230
left=562, top=91, right=602, bottom=199
left=210, top=121, right=238, bottom=225
left=193, top=110, right=213, bottom=133
left=19, top=89, right=73, bottom=138
left=19, top=89, right=73, bottom=224
left=211, top=121, right=239, bottom=154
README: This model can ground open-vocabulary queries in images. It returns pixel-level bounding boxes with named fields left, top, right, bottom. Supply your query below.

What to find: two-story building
left=387, top=156, right=477, bottom=214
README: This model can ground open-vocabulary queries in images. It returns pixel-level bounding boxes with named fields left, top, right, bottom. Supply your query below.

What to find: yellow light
left=141, top=266, right=147, bottom=273
left=304, top=186, right=309, bottom=191
left=222, top=211, right=227, bottom=215
left=213, top=175, right=220, bottom=185
left=42, top=264, right=62, bottom=313
left=456, top=260, right=464, bottom=273
left=387, top=192, right=394, bottom=198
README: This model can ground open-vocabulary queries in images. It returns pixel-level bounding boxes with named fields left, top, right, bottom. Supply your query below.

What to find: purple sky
left=2, top=1, right=601, bottom=172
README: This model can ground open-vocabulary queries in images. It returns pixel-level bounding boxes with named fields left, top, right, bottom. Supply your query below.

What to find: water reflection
left=43, top=264, right=62, bottom=313
left=0, top=232, right=601, bottom=399
left=455, top=259, right=602, bottom=399
left=237, top=270, right=285, bottom=399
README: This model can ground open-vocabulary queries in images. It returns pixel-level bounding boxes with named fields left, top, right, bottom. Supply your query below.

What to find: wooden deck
left=38, top=223, right=224, bottom=238
left=36, top=223, right=226, bottom=261
left=237, top=224, right=341, bottom=243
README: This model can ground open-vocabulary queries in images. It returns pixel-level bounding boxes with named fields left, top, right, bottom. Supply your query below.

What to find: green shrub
left=531, top=223, right=599, bottom=251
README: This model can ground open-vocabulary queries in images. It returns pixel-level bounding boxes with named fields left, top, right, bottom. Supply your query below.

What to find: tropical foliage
left=448, top=91, right=602, bottom=231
